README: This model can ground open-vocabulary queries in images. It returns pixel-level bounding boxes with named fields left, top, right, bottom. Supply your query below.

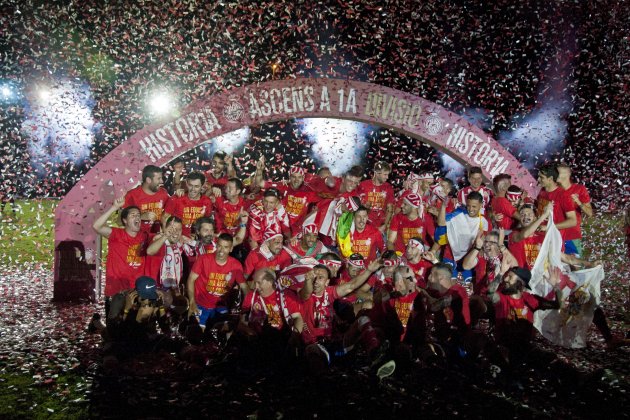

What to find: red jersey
left=214, top=196, right=249, bottom=235
left=426, top=284, right=471, bottom=328
left=563, top=183, right=590, bottom=240
left=248, top=201, right=290, bottom=245
left=350, top=224, right=385, bottom=264
left=164, top=195, right=213, bottom=236
left=405, top=259, right=433, bottom=288
left=306, top=176, right=342, bottom=199
left=389, top=213, right=435, bottom=253
left=244, top=248, right=293, bottom=278
left=492, top=196, right=517, bottom=230
left=124, top=186, right=170, bottom=233
left=537, top=187, right=576, bottom=240
left=494, top=291, right=540, bottom=324
left=204, top=171, right=229, bottom=190
left=265, top=181, right=320, bottom=235
left=509, top=231, right=545, bottom=271
left=242, top=290, right=301, bottom=330
left=358, top=179, right=394, bottom=228
left=458, top=185, right=493, bottom=214
left=301, top=285, right=339, bottom=339
left=472, top=254, right=503, bottom=297
left=389, top=291, right=418, bottom=329
left=191, top=254, right=245, bottom=309
left=105, top=228, right=148, bottom=296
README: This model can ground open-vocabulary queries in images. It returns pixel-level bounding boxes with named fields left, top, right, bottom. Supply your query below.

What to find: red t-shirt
left=389, top=213, right=435, bottom=253
left=242, top=290, right=301, bottom=330
left=306, top=176, right=342, bottom=199
left=405, top=259, right=433, bottom=288
left=458, top=185, right=493, bottom=214
left=301, top=285, right=339, bottom=339
left=389, top=291, right=418, bottom=329
left=492, top=196, right=517, bottom=230
left=509, top=231, right=545, bottom=271
left=165, top=195, right=213, bottom=236
left=204, top=171, right=229, bottom=190
left=124, top=186, right=170, bottom=233
left=105, top=228, right=148, bottom=296
left=350, top=224, right=385, bottom=264
left=214, top=196, right=249, bottom=235
left=265, top=181, right=320, bottom=235
left=358, top=179, right=394, bottom=228
left=191, top=254, right=244, bottom=308
left=494, top=291, right=540, bottom=324
left=425, top=284, right=471, bottom=338
left=563, top=183, right=590, bottom=240
left=537, top=187, right=576, bottom=240
left=244, top=248, right=293, bottom=278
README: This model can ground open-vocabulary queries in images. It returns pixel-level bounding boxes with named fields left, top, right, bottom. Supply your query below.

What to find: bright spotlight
left=1, top=86, right=12, bottom=98
left=148, top=90, right=175, bottom=116
left=38, top=88, right=51, bottom=103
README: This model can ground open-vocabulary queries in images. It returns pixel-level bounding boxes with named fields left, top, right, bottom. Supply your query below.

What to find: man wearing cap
left=358, top=161, right=395, bottom=232
left=491, top=174, right=521, bottom=232
left=387, top=193, right=435, bottom=254
left=93, top=197, right=149, bottom=314
left=347, top=206, right=385, bottom=264
left=244, top=230, right=293, bottom=280
left=123, top=165, right=170, bottom=233
left=187, top=233, right=247, bottom=327
left=457, top=166, right=493, bottom=215
left=488, top=266, right=561, bottom=356
left=335, top=253, right=377, bottom=309
left=247, top=187, right=291, bottom=249
left=285, top=223, right=330, bottom=259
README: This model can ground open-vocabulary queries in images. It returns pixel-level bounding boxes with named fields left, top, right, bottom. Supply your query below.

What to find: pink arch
left=53, top=78, right=538, bottom=300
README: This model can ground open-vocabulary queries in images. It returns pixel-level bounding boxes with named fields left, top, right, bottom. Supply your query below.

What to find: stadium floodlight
left=148, top=90, right=175, bottom=117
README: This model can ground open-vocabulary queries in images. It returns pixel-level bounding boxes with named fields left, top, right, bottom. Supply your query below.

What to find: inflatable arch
left=53, top=78, right=538, bottom=300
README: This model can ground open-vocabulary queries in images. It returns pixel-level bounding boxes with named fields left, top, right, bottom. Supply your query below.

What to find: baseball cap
left=135, top=276, right=159, bottom=300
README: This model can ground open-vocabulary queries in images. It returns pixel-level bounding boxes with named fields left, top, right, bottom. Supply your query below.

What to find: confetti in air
left=21, top=79, right=100, bottom=176
left=297, top=118, right=372, bottom=175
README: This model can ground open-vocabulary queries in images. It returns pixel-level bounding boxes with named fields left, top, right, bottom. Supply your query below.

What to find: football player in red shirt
left=124, top=165, right=170, bottom=233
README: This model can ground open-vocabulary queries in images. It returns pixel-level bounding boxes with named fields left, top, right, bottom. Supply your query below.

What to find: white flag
left=530, top=217, right=604, bottom=348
